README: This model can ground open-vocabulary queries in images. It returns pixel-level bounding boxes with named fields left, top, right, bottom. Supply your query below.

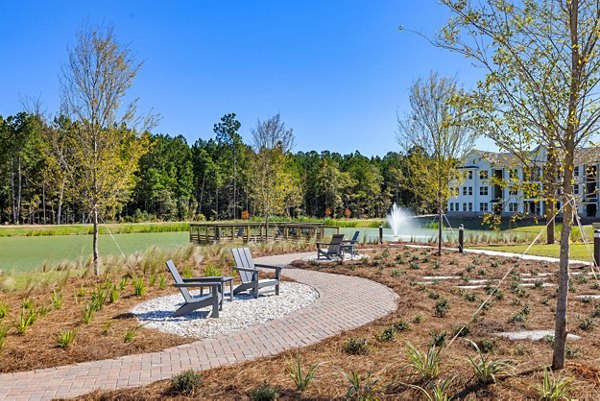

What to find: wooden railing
left=189, top=222, right=336, bottom=244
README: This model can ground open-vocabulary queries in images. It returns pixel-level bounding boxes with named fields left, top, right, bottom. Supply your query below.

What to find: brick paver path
left=0, top=252, right=398, bottom=400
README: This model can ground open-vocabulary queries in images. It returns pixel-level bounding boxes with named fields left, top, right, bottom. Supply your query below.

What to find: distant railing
left=189, top=222, right=336, bottom=244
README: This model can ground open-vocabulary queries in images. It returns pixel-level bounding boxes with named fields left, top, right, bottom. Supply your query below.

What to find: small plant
left=395, top=253, right=405, bottom=263
left=21, top=298, right=34, bottom=310
left=109, top=286, right=120, bottom=304
left=510, top=304, right=531, bottom=323
left=513, top=344, right=527, bottom=356
left=182, top=266, right=194, bottom=279
left=536, top=368, right=572, bottom=401
left=404, top=342, right=441, bottom=381
left=452, top=325, right=470, bottom=338
left=413, top=314, right=423, bottom=324
left=434, top=299, right=450, bottom=317
left=0, top=302, right=7, bottom=319
left=476, top=338, right=496, bottom=354
left=466, top=339, right=510, bottom=384
left=118, top=277, right=128, bottom=291
left=565, top=345, right=580, bottom=360
left=376, top=326, right=396, bottom=342
left=51, top=290, right=63, bottom=309
left=591, top=303, right=600, bottom=318
left=286, top=354, right=321, bottom=391
left=90, top=287, right=107, bottom=311
left=428, top=291, right=440, bottom=300
left=404, top=378, right=453, bottom=401
left=340, top=369, right=380, bottom=401
left=478, top=268, right=487, bottom=276
left=250, top=381, right=278, bottom=401
left=15, top=308, right=38, bottom=334
left=343, top=336, right=370, bottom=355
left=101, top=321, right=113, bottom=336
left=393, top=321, right=410, bottom=331
left=56, top=329, right=77, bottom=349
left=82, top=304, right=95, bottom=324
left=158, top=274, right=167, bottom=289
left=465, top=264, right=474, bottom=273
left=123, top=324, right=143, bottom=342
left=391, top=269, right=403, bottom=277
left=204, top=264, right=222, bottom=277
left=463, top=292, right=477, bottom=302
left=578, top=316, right=594, bottom=331
left=409, top=261, right=421, bottom=270
left=428, top=330, right=447, bottom=347
left=132, top=276, right=147, bottom=296
left=432, top=260, right=441, bottom=269
left=0, top=324, right=8, bottom=351
left=149, top=273, right=157, bottom=287
left=171, top=369, right=202, bottom=396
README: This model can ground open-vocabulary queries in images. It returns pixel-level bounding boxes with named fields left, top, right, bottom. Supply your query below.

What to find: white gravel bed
left=131, top=282, right=319, bottom=338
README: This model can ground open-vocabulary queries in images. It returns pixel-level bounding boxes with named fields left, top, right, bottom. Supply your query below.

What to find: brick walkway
left=0, top=252, right=398, bottom=401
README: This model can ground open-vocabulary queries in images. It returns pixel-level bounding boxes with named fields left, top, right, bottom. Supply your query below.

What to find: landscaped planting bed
left=64, top=245, right=600, bottom=400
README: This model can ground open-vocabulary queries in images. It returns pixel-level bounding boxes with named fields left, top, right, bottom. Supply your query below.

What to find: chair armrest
left=182, top=276, right=224, bottom=282
left=254, top=263, right=283, bottom=271
left=174, top=282, right=222, bottom=288
left=233, top=266, right=259, bottom=273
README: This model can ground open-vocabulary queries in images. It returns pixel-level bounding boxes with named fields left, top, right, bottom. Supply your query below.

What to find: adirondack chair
left=166, top=260, right=223, bottom=318
left=341, top=231, right=360, bottom=257
left=316, top=233, right=345, bottom=260
left=231, top=248, right=283, bottom=298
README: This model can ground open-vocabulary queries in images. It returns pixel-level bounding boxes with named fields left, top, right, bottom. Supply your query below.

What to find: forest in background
left=0, top=111, right=422, bottom=225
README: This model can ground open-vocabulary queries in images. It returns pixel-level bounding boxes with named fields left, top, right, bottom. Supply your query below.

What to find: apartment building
left=447, top=147, right=600, bottom=218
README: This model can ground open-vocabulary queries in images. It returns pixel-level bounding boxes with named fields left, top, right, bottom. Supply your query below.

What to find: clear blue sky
left=0, top=0, right=493, bottom=157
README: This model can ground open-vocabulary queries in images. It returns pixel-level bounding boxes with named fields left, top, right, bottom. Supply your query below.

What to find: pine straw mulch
left=67, top=245, right=600, bottom=400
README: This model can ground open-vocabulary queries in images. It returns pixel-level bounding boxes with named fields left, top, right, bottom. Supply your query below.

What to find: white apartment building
left=447, top=147, right=600, bottom=218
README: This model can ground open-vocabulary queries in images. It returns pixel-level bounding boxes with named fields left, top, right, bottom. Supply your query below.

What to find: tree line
left=0, top=110, right=429, bottom=225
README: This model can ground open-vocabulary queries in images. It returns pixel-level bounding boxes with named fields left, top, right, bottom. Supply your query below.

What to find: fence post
left=458, top=224, right=464, bottom=254
left=378, top=224, right=383, bottom=244
left=594, top=229, right=600, bottom=267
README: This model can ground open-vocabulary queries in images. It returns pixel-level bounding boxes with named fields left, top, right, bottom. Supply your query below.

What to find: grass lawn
left=474, top=243, right=595, bottom=261
left=0, top=222, right=190, bottom=237
left=3, top=244, right=599, bottom=399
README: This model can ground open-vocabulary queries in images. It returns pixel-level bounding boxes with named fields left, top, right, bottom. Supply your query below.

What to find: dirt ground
left=3, top=245, right=600, bottom=399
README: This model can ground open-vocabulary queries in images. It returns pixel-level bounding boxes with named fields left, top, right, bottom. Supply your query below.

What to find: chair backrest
left=231, top=247, right=257, bottom=284
left=166, top=260, right=192, bottom=303
left=350, top=231, right=360, bottom=243
left=328, top=233, right=345, bottom=254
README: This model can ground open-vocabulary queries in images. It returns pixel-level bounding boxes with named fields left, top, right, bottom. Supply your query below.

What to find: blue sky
left=0, top=0, right=493, bottom=157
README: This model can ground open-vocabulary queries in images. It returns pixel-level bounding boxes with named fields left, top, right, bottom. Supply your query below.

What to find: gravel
left=131, top=282, right=319, bottom=338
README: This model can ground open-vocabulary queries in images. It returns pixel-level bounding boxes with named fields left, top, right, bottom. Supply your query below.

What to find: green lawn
left=0, top=222, right=190, bottom=237
left=0, top=231, right=189, bottom=273
left=474, top=243, right=595, bottom=261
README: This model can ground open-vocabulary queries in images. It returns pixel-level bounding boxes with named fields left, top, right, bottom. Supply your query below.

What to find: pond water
left=0, top=231, right=189, bottom=273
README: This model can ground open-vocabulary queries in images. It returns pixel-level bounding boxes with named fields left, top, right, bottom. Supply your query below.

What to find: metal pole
left=458, top=224, right=464, bottom=253
left=378, top=224, right=383, bottom=244
left=594, top=229, right=600, bottom=267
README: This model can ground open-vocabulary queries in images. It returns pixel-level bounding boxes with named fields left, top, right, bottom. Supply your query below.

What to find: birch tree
left=60, top=24, right=153, bottom=275
left=435, top=0, right=600, bottom=369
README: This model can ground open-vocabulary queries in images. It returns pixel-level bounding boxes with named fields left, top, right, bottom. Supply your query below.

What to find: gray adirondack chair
left=316, top=233, right=345, bottom=260
left=341, top=231, right=360, bottom=257
left=166, top=260, right=223, bottom=318
left=231, top=248, right=283, bottom=298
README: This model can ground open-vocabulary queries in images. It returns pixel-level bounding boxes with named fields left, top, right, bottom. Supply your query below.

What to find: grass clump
left=56, top=329, right=77, bottom=349
left=51, top=290, right=63, bottom=309
left=0, top=324, right=8, bottom=351
left=404, top=342, right=441, bottom=381
left=466, top=339, right=510, bottom=384
left=0, top=302, right=7, bottom=319
left=536, top=368, right=572, bottom=401
left=343, top=336, right=370, bottom=355
left=340, top=369, right=381, bottom=401
left=15, top=308, right=38, bottom=334
left=376, top=326, right=396, bottom=342
left=250, top=381, right=278, bottom=401
left=171, top=369, right=202, bottom=396
left=286, top=354, right=321, bottom=391
left=434, top=299, right=450, bottom=317
left=132, top=276, right=146, bottom=296
left=123, top=324, right=143, bottom=342
left=81, top=303, right=95, bottom=324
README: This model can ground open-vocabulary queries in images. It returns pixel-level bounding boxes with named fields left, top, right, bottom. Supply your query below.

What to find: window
left=468, top=186, right=473, bottom=196
left=463, top=203, right=467, bottom=212
left=509, top=203, right=518, bottom=212
left=574, top=185, right=579, bottom=195
left=479, top=170, right=488, bottom=180
left=574, top=165, right=580, bottom=177
left=480, top=186, right=488, bottom=196
left=480, top=202, right=488, bottom=212
left=467, top=171, right=473, bottom=180
left=509, top=186, right=518, bottom=195
left=468, top=203, right=473, bottom=212
left=462, top=187, right=467, bottom=196
left=449, top=203, right=454, bottom=212
left=455, top=203, right=459, bottom=211
left=509, top=169, right=518, bottom=179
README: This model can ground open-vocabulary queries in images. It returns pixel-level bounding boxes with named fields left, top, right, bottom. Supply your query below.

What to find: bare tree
left=60, top=23, right=155, bottom=275
left=397, top=72, right=477, bottom=256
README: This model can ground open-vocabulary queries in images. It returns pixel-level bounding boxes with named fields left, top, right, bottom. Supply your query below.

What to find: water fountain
left=386, top=203, right=415, bottom=241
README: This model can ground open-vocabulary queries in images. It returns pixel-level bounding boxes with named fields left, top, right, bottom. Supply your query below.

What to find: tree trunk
left=438, top=197, right=443, bottom=257
left=92, top=206, right=100, bottom=276
left=57, top=178, right=65, bottom=225
left=546, top=200, right=555, bottom=244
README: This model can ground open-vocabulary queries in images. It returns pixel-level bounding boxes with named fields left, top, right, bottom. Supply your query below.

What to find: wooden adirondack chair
left=166, top=260, right=223, bottom=318
left=231, top=248, right=283, bottom=298
left=316, top=233, right=345, bottom=260
left=341, top=231, right=360, bottom=257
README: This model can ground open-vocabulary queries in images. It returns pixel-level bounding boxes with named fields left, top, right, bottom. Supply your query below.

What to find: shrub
left=250, top=381, right=278, bottom=401
left=171, top=369, right=202, bottom=395
left=56, top=330, right=77, bottom=349
left=286, top=354, right=321, bottom=391
left=132, top=277, right=146, bottom=296
left=428, top=331, right=447, bottom=348
left=434, top=299, right=450, bottom=317
left=404, top=342, right=441, bottom=381
left=393, top=321, right=410, bottom=331
left=343, top=336, right=370, bottom=355
left=339, top=369, right=380, bottom=401
left=376, top=326, right=396, bottom=342
left=51, top=290, right=63, bottom=309
left=536, top=368, right=572, bottom=401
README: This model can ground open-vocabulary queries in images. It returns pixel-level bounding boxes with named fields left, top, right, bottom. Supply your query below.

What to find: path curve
left=0, top=252, right=398, bottom=401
